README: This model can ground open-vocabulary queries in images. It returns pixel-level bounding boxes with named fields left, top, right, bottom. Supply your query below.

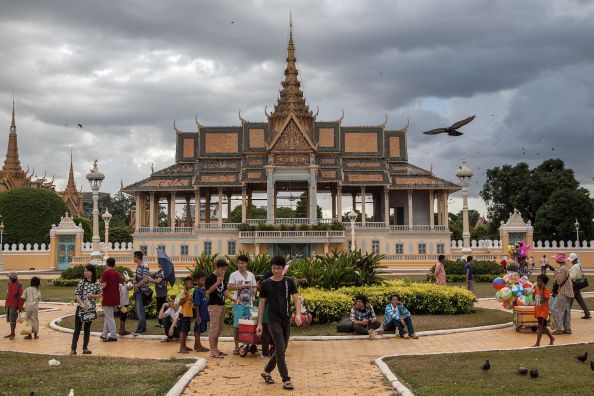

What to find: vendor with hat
left=568, top=253, right=591, bottom=319
left=4, top=272, right=24, bottom=340
left=551, top=252, right=574, bottom=335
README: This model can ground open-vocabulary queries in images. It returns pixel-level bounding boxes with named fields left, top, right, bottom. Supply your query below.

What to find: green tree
left=295, top=193, right=323, bottom=219
left=0, top=188, right=69, bottom=244
left=229, top=205, right=267, bottom=223
left=100, top=192, right=134, bottom=228
left=481, top=159, right=581, bottom=239
left=109, top=226, right=134, bottom=243
left=275, top=206, right=295, bottom=218
left=73, top=216, right=92, bottom=242
left=534, top=188, right=594, bottom=241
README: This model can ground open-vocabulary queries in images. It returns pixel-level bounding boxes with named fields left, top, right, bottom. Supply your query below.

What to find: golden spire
left=269, top=14, right=314, bottom=130
left=3, top=94, right=24, bottom=173
left=65, top=148, right=77, bottom=192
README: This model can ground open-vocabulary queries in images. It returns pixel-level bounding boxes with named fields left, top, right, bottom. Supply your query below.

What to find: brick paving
left=1, top=299, right=593, bottom=396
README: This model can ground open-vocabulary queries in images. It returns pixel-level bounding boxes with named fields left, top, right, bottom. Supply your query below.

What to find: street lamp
left=102, top=209, right=112, bottom=261
left=456, top=159, right=473, bottom=254
left=86, top=159, right=105, bottom=266
left=575, top=219, right=580, bottom=255
left=348, top=209, right=358, bottom=252
left=0, top=219, right=4, bottom=272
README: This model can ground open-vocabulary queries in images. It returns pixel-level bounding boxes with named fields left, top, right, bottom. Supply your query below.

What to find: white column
left=194, top=189, right=201, bottom=226
left=135, top=193, right=142, bottom=231
left=429, top=190, right=434, bottom=228
left=266, top=169, right=274, bottom=225
left=309, top=173, right=318, bottom=224
left=384, top=188, right=390, bottom=226
left=170, top=192, right=176, bottom=231
left=407, top=190, right=413, bottom=229
left=361, top=187, right=366, bottom=226
left=337, top=186, right=343, bottom=222
left=149, top=192, right=155, bottom=230
left=217, top=188, right=223, bottom=226
left=241, top=186, right=247, bottom=223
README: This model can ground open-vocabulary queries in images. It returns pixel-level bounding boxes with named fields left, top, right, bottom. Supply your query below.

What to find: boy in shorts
left=192, top=272, right=209, bottom=352
left=178, top=276, right=194, bottom=354
left=533, top=274, right=555, bottom=347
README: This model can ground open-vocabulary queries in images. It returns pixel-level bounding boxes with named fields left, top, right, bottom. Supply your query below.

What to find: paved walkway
left=1, top=299, right=593, bottom=396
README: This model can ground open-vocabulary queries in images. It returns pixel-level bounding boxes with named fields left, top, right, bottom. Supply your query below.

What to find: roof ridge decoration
left=378, top=113, right=388, bottom=129
left=195, top=114, right=204, bottom=130
left=400, top=118, right=410, bottom=133
left=266, top=113, right=318, bottom=152
left=173, top=120, right=182, bottom=134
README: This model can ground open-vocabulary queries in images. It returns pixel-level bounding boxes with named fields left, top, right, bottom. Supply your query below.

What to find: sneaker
left=82, top=349, right=92, bottom=355
left=581, top=315, right=592, bottom=320
left=283, top=381, right=294, bottom=390
left=69, top=350, right=77, bottom=356
left=261, top=372, right=275, bottom=384
left=99, top=336, right=107, bottom=340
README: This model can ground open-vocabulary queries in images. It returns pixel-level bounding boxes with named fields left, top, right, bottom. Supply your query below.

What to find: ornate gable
left=269, top=119, right=316, bottom=152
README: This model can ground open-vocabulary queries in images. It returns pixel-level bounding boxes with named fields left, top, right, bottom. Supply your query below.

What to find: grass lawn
left=384, top=343, right=594, bottom=396
left=0, top=351, right=191, bottom=396
left=59, top=307, right=511, bottom=337
left=0, top=279, right=75, bottom=303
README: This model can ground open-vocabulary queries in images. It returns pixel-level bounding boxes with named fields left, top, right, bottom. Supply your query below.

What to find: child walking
left=533, top=274, right=555, bottom=347
left=192, top=272, right=210, bottom=352
left=21, top=277, right=41, bottom=339
left=178, top=276, right=194, bottom=354
left=118, top=275, right=131, bottom=336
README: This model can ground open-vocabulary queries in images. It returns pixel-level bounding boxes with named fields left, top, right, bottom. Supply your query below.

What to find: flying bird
left=517, top=366, right=528, bottom=376
left=530, top=368, right=539, bottom=379
left=481, top=360, right=490, bottom=373
left=422, top=115, right=476, bottom=137
left=77, top=123, right=83, bottom=128
left=575, top=352, right=588, bottom=362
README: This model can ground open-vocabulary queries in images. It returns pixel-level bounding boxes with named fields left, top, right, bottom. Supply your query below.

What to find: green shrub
left=426, top=274, right=499, bottom=283
left=73, top=216, right=92, bottom=242
left=429, top=260, right=504, bottom=277
left=0, top=187, right=69, bottom=244
left=58, top=264, right=133, bottom=281
left=109, top=226, right=134, bottom=243
left=52, top=278, right=80, bottom=287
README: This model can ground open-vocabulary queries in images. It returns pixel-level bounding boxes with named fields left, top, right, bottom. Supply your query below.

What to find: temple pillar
left=337, top=186, right=343, bottom=222
left=331, top=189, right=337, bottom=220
left=205, top=191, right=211, bottom=223
left=135, top=193, right=142, bottom=231
left=361, top=187, right=366, bottom=225
left=194, top=189, right=201, bottom=226
left=185, top=196, right=192, bottom=226
left=443, top=192, right=449, bottom=226
left=247, top=189, right=252, bottom=219
left=351, top=192, right=356, bottom=211
left=217, top=188, right=223, bottom=227
left=384, top=188, right=390, bottom=225
left=428, top=190, right=435, bottom=228
left=149, top=192, right=155, bottom=230
left=266, top=170, right=274, bottom=225
left=227, top=193, right=232, bottom=222
left=309, top=173, right=318, bottom=224
left=407, top=189, right=413, bottom=229
left=170, top=192, right=176, bottom=231
left=241, top=187, right=247, bottom=223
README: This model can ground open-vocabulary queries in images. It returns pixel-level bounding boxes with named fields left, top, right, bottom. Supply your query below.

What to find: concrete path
left=1, top=299, right=593, bottom=396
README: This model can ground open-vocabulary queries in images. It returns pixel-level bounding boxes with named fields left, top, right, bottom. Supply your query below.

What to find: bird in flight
left=77, top=123, right=83, bottom=128
left=422, top=115, right=475, bottom=137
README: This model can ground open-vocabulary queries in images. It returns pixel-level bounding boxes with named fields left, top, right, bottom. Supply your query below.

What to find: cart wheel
left=516, top=326, right=521, bottom=332
left=249, top=344, right=258, bottom=354
left=530, top=326, right=537, bottom=332
left=239, top=345, right=248, bottom=357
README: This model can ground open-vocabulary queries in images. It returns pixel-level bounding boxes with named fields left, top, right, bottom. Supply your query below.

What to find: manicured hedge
left=58, top=264, right=132, bottom=280
left=426, top=274, right=499, bottom=283
left=52, top=278, right=80, bottom=287
left=429, top=260, right=504, bottom=276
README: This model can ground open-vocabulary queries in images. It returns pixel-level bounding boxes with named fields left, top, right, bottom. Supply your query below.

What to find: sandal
left=24, top=335, right=32, bottom=340
left=219, top=351, right=228, bottom=356
left=283, top=381, right=294, bottom=390
left=261, top=372, right=275, bottom=384
left=195, top=346, right=210, bottom=352
left=210, top=354, right=224, bottom=359
left=233, top=349, right=240, bottom=355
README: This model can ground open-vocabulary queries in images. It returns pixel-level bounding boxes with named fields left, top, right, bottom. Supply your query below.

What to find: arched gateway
left=122, top=21, right=460, bottom=263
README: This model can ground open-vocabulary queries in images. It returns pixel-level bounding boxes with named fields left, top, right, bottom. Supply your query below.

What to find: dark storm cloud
left=0, top=0, right=593, bottom=203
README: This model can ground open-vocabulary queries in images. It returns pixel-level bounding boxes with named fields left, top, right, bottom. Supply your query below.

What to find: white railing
left=1, top=243, right=50, bottom=252
left=318, top=218, right=337, bottom=224
left=344, top=222, right=386, bottom=228
left=221, top=223, right=241, bottom=229
left=390, top=225, right=449, bottom=232
left=274, top=218, right=309, bottom=225
left=246, top=219, right=266, bottom=225
left=239, top=231, right=345, bottom=239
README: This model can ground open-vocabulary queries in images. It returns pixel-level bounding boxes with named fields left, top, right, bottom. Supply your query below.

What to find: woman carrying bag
left=70, top=264, right=102, bottom=355
left=569, top=253, right=591, bottom=319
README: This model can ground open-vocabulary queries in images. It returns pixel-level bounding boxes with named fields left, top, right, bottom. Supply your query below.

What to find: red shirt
left=101, top=268, right=122, bottom=306
left=5, top=280, right=24, bottom=309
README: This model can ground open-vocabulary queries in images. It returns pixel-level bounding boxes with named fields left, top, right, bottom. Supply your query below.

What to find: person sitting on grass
left=532, top=274, right=555, bottom=347
left=384, top=294, right=418, bottom=339
left=192, top=271, right=210, bottom=352
left=158, top=295, right=180, bottom=342
left=177, top=276, right=194, bottom=354
left=349, top=295, right=383, bottom=335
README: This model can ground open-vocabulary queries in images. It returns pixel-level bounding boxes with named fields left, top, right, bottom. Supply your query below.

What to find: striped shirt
left=350, top=303, right=376, bottom=322
left=135, top=263, right=150, bottom=291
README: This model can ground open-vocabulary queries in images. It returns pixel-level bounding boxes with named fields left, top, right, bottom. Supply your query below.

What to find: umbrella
left=157, top=247, right=176, bottom=286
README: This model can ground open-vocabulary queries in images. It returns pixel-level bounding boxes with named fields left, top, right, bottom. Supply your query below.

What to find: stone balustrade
left=1, top=243, right=50, bottom=252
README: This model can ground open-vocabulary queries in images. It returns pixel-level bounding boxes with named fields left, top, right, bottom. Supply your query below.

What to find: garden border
left=165, top=358, right=207, bottom=396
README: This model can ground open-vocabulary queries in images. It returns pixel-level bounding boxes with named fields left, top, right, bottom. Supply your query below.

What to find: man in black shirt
left=256, top=256, right=302, bottom=391
left=205, top=259, right=232, bottom=358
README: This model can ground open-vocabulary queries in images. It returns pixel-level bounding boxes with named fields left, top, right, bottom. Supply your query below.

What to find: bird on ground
left=517, top=366, right=528, bottom=376
left=481, top=360, right=490, bottom=373
left=576, top=352, right=588, bottom=362
left=77, top=123, right=83, bottom=128
left=422, top=115, right=476, bottom=137
left=530, top=368, right=539, bottom=378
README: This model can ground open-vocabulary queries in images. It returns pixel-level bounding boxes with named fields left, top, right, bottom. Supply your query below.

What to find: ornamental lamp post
left=348, top=209, right=358, bottom=252
left=0, top=220, right=4, bottom=272
left=575, top=219, right=580, bottom=256
left=86, top=159, right=105, bottom=266
left=102, top=209, right=112, bottom=261
left=456, top=159, right=473, bottom=254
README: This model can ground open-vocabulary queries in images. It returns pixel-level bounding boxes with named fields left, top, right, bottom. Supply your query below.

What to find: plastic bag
left=20, top=319, right=33, bottom=336
left=17, top=311, right=26, bottom=324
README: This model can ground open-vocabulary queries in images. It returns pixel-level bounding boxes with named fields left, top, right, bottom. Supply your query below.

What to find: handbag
left=552, top=276, right=568, bottom=297
left=572, top=263, right=589, bottom=290
left=78, top=280, right=97, bottom=323
left=141, top=287, right=153, bottom=305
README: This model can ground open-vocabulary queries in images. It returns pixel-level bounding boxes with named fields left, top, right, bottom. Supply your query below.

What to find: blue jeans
left=385, top=316, right=415, bottom=336
left=134, top=292, right=147, bottom=333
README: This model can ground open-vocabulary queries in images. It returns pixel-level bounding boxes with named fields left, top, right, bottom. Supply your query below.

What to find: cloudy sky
left=1, top=0, right=594, bottom=216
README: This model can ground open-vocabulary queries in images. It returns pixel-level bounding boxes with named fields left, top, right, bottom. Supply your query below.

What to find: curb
left=165, top=358, right=207, bottom=396
left=375, top=356, right=414, bottom=396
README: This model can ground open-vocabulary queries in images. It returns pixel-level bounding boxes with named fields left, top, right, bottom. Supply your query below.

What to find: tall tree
left=534, top=188, right=594, bottom=241
left=294, top=193, right=323, bottom=218
left=230, top=205, right=267, bottom=223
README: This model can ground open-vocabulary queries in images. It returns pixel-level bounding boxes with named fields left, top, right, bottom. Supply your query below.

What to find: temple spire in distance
left=65, top=148, right=77, bottom=192
left=3, top=93, right=23, bottom=173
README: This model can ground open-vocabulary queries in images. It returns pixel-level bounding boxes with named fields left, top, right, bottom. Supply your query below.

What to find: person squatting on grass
left=350, top=295, right=383, bottom=336
left=192, top=271, right=209, bottom=352
left=257, top=255, right=302, bottom=391
left=532, top=274, right=555, bottom=347
left=384, top=294, right=418, bottom=339
left=158, top=295, right=180, bottom=342
left=21, top=276, right=41, bottom=340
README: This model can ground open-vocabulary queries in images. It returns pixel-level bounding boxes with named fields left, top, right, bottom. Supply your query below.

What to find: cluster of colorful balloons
left=507, top=240, right=531, bottom=259
left=492, top=274, right=535, bottom=309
